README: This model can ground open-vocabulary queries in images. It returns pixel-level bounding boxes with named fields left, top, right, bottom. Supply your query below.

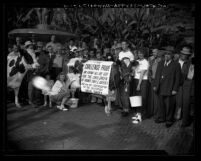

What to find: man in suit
left=175, top=46, right=192, bottom=121
left=153, top=46, right=181, bottom=128
left=176, top=46, right=194, bottom=127
left=47, top=45, right=56, bottom=80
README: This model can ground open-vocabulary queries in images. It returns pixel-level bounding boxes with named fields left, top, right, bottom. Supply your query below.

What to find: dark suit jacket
left=36, top=51, right=49, bottom=76
left=177, top=60, right=191, bottom=85
left=154, top=60, right=181, bottom=96
left=48, top=53, right=56, bottom=71
left=109, top=64, right=121, bottom=91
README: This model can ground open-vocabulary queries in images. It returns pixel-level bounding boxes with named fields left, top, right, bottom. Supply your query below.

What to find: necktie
left=182, top=62, right=188, bottom=74
left=164, top=61, right=167, bottom=67
left=187, top=64, right=194, bottom=79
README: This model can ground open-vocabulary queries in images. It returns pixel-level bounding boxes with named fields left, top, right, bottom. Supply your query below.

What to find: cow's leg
left=104, top=97, right=111, bottom=116
left=14, top=87, right=22, bottom=108
left=49, top=96, right=52, bottom=107
left=43, top=95, right=47, bottom=106
left=28, top=80, right=34, bottom=105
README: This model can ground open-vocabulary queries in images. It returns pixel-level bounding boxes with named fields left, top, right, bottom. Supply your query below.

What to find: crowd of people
left=7, top=34, right=194, bottom=128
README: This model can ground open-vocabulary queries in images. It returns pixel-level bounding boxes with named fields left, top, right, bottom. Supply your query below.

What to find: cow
left=7, top=45, right=39, bottom=108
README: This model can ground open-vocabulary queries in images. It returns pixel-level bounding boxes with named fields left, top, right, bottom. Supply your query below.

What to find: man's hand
left=172, top=91, right=177, bottom=95
left=27, top=64, right=33, bottom=70
left=136, top=84, right=141, bottom=91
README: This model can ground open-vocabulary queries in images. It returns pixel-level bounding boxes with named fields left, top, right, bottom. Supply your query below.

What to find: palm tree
left=9, top=5, right=194, bottom=48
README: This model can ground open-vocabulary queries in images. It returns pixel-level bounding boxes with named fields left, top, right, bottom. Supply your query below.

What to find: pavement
left=6, top=102, right=194, bottom=155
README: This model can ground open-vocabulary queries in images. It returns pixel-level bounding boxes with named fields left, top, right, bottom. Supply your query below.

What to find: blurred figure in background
left=95, top=49, right=103, bottom=61
left=31, top=35, right=37, bottom=50
left=89, top=48, right=96, bottom=60
left=103, top=47, right=111, bottom=60
left=92, top=37, right=100, bottom=50
left=47, top=45, right=56, bottom=81
left=46, top=35, right=59, bottom=52
left=113, top=43, right=122, bottom=62
left=62, top=47, right=70, bottom=75
left=51, top=45, right=64, bottom=81
left=15, top=36, right=24, bottom=50
left=111, top=39, right=118, bottom=51
left=82, top=41, right=88, bottom=50
left=174, top=53, right=180, bottom=61
left=119, top=40, right=134, bottom=62
left=8, top=44, right=13, bottom=54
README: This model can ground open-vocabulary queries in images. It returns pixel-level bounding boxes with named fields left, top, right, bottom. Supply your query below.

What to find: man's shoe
left=181, top=123, right=191, bottom=128
left=42, top=103, right=47, bottom=107
left=155, top=119, right=165, bottom=123
left=121, top=111, right=129, bottom=117
left=62, top=108, right=68, bottom=111
left=166, top=122, right=173, bottom=128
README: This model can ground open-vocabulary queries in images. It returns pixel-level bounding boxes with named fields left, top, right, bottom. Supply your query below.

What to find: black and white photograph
left=4, top=3, right=195, bottom=156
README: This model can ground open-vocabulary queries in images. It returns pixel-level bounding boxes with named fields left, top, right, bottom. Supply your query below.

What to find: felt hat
left=77, top=47, right=84, bottom=52
left=180, top=47, right=192, bottom=55
left=162, top=46, right=174, bottom=55
left=152, top=49, right=158, bottom=53
left=115, top=43, right=122, bottom=49
left=37, top=41, right=43, bottom=47
left=70, top=46, right=78, bottom=52
left=24, top=41, right=33, bottom=48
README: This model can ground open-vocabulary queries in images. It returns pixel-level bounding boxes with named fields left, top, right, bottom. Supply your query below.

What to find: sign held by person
left=81, top=60, right=113, bottom=95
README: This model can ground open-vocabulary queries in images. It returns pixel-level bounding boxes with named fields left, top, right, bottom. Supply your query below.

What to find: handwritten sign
left=81, top=60, right=113, bottom=95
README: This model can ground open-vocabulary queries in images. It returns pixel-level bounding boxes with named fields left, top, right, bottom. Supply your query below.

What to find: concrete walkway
left=6, top=103, right=194, bottom=155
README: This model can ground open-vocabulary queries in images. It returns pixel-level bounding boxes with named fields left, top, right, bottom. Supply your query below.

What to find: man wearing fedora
left=175, top=46, right=194, bottom=127
left=153, top=46, right=181, bottom=128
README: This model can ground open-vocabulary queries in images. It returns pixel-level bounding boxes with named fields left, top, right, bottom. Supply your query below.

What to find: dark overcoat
left=154, top=60, right=181, bottom=96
